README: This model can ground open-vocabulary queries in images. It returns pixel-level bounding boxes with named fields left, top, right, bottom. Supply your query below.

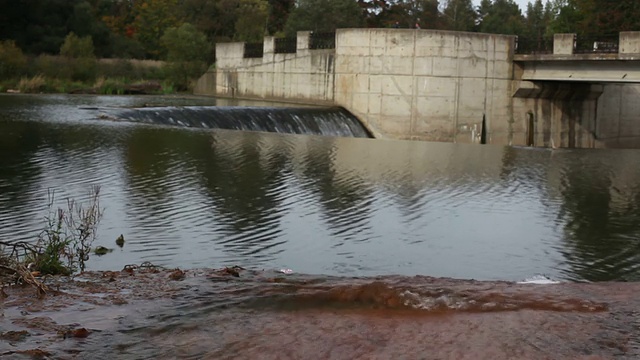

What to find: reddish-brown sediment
left=1, top=268, right=639, bottom=359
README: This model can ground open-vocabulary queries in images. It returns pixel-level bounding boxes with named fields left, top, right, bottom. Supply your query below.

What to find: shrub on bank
left=163, top=61, right=208, bottom=91
left=0, top=35, right=209, bottom=94
left=0, top=40, right=27, bottom=79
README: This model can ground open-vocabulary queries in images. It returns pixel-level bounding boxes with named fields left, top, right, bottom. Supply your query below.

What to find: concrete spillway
left=99, top=106, right=372, bottom=138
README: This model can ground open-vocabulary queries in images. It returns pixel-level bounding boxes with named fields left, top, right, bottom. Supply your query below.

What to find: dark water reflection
left=2, top=94, right=640, bottom=282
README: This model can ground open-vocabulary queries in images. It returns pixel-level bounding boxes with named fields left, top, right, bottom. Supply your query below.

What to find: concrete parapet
left=554, top=34, right=575, bottom=55
left=297, top=31, right=311, bottom=51
left=620, top=32, right=640, bottom=54
left=264, top=37, right=275, bottom=54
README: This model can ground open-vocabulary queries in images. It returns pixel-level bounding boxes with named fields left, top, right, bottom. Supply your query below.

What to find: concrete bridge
left=197, top=30, right=640, bottom=148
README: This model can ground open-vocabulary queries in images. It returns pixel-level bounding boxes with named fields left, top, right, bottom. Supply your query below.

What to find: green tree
left=442, top=0, right=477, bottom=31
left=161, top=23, right=211, bottom=90
left=133, top=0, right=184, bottom=58
left=59, top=32, right=97, bottom=82
left=267, top=0, right=295, bottom=35
left=60, top=32, right=95, bottom=58
left=235, top=0, right=270, bottom=42
left=161, top=23, right=212, bottom=62
left=0, top=41, right=27, bottom=79
left=181, top=0, right=239, bottom=42
left=284, top=0, right=365, bottom=35
left=545, top=0, right=581, bottom=35
left=477, top=0, right=525, bottom=35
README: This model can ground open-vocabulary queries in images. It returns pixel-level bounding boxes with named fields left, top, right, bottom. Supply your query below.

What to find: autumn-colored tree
left=574, top=0, right=640, bottom=35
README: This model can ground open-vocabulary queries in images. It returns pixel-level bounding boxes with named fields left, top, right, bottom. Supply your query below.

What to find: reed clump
left=0, top=186, right=104, bottom=296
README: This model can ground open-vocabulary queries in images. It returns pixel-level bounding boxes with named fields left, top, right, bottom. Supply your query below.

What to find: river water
left=1, top=94, right=640, bottom=358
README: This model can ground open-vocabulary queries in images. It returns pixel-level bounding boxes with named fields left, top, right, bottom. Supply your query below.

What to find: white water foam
left=517, top=275, right=560, bottom=285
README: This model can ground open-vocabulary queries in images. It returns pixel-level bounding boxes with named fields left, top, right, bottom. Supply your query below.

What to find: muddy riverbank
left=1, top=267, right=639, bottom=359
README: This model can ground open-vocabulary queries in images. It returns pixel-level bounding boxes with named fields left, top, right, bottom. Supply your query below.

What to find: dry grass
left=93, top=76, right=106, bottom=89
left=17, top=74, right=45, bottom=93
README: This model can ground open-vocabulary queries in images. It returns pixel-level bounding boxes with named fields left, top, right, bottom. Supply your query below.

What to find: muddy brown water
left=1, top=268, right=639, bottom=359
left=3, top=94, right=640, bottom=358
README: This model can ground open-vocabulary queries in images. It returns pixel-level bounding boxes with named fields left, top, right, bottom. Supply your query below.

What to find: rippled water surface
left=2, top=94, right=640, bottom=282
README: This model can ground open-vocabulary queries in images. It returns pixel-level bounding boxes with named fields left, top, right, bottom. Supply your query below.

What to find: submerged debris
left=215, top=265, right=246, bottom=278
left=0, top=330, right=30, bottom=342
left=168, top=268, right=186, bottom=281
left=115, top=234, right=125, bottom=248
left=61, top=328, right=91, bottom=339
left=94, top=246, right=113, bottom=256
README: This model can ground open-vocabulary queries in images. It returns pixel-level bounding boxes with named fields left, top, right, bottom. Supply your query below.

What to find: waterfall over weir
left=98, top=106, right=372, bottom=138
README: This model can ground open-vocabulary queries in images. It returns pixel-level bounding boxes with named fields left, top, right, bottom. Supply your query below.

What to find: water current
left=1, top=94, right=640, bottom=358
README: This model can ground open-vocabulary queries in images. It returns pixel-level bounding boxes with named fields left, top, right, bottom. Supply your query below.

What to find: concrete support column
left=264, top=36, right=275, bottom=54
left=297, top=31, right=311, bottom=51
left=553, top=34, right=575, bottom=55
left=619, top=32, right=640, bottom=54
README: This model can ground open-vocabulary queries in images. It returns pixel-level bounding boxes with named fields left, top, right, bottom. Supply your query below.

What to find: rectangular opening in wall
left=244, top=42, right=264, bottom=58
left=275, top=37, right=297, bottom=54
left=309, top=32, right=336, bottom=49
left=527, top=113, right=535, bottom=146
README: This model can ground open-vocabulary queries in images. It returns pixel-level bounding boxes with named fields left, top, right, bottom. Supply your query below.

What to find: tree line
left=0, top=0, right=638, bottom=61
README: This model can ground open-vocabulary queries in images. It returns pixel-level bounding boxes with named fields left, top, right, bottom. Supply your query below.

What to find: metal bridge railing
left=309, top=32, right=336, bottom=50
left=275, top=37, right=297, bottom=54
left=515, top=36, right=554, bottom=55
left=574, top=35, right=619, bottom=54
left=243, top=42, right=264, bottom=58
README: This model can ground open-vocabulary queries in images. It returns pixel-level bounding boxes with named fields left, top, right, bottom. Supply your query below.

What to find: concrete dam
left=196, top=29, right=640, bottom=149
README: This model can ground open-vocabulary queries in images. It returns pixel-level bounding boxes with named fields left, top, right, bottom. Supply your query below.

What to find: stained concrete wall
left=194, top=71, right=216, bottom=95
left=595, top=84, right=640, bottom=148
left=213, top=29, right=640, bottom=148
left=214, top=29, right=516, bottom=143
left=333, top=29, right=515, bottom=143
left=215, top=32, right=335, bottom=104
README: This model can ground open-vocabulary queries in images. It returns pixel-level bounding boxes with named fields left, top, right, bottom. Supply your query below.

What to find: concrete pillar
left=619, top=32, right=640, bottom=54
left=263, top=36, right=275, bottom=54
left=553, top=34, right=575, bottom=55
left=297, top=31, right=311, bottom=51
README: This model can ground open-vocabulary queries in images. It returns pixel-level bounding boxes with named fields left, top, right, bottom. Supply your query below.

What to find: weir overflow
left=99, top=106, right=371, bottom=138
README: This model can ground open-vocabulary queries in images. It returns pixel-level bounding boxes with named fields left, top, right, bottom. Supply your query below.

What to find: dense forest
left=0, top=0, right=637, bottom=93
left=0, top=0, right=638, bottom=60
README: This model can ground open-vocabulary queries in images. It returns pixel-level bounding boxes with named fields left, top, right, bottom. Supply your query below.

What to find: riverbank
left=1, top=266, right=638, bottom=358
left=0, top=55, right=206, bottom=95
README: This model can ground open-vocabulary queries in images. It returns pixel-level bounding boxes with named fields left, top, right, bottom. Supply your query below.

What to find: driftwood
left=0, top=241, right=48, bottom=297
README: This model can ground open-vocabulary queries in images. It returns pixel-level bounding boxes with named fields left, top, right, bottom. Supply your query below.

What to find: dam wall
left=212, top=29, right=640, bottom=148
left=213, top=29, right=515, bottom=143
